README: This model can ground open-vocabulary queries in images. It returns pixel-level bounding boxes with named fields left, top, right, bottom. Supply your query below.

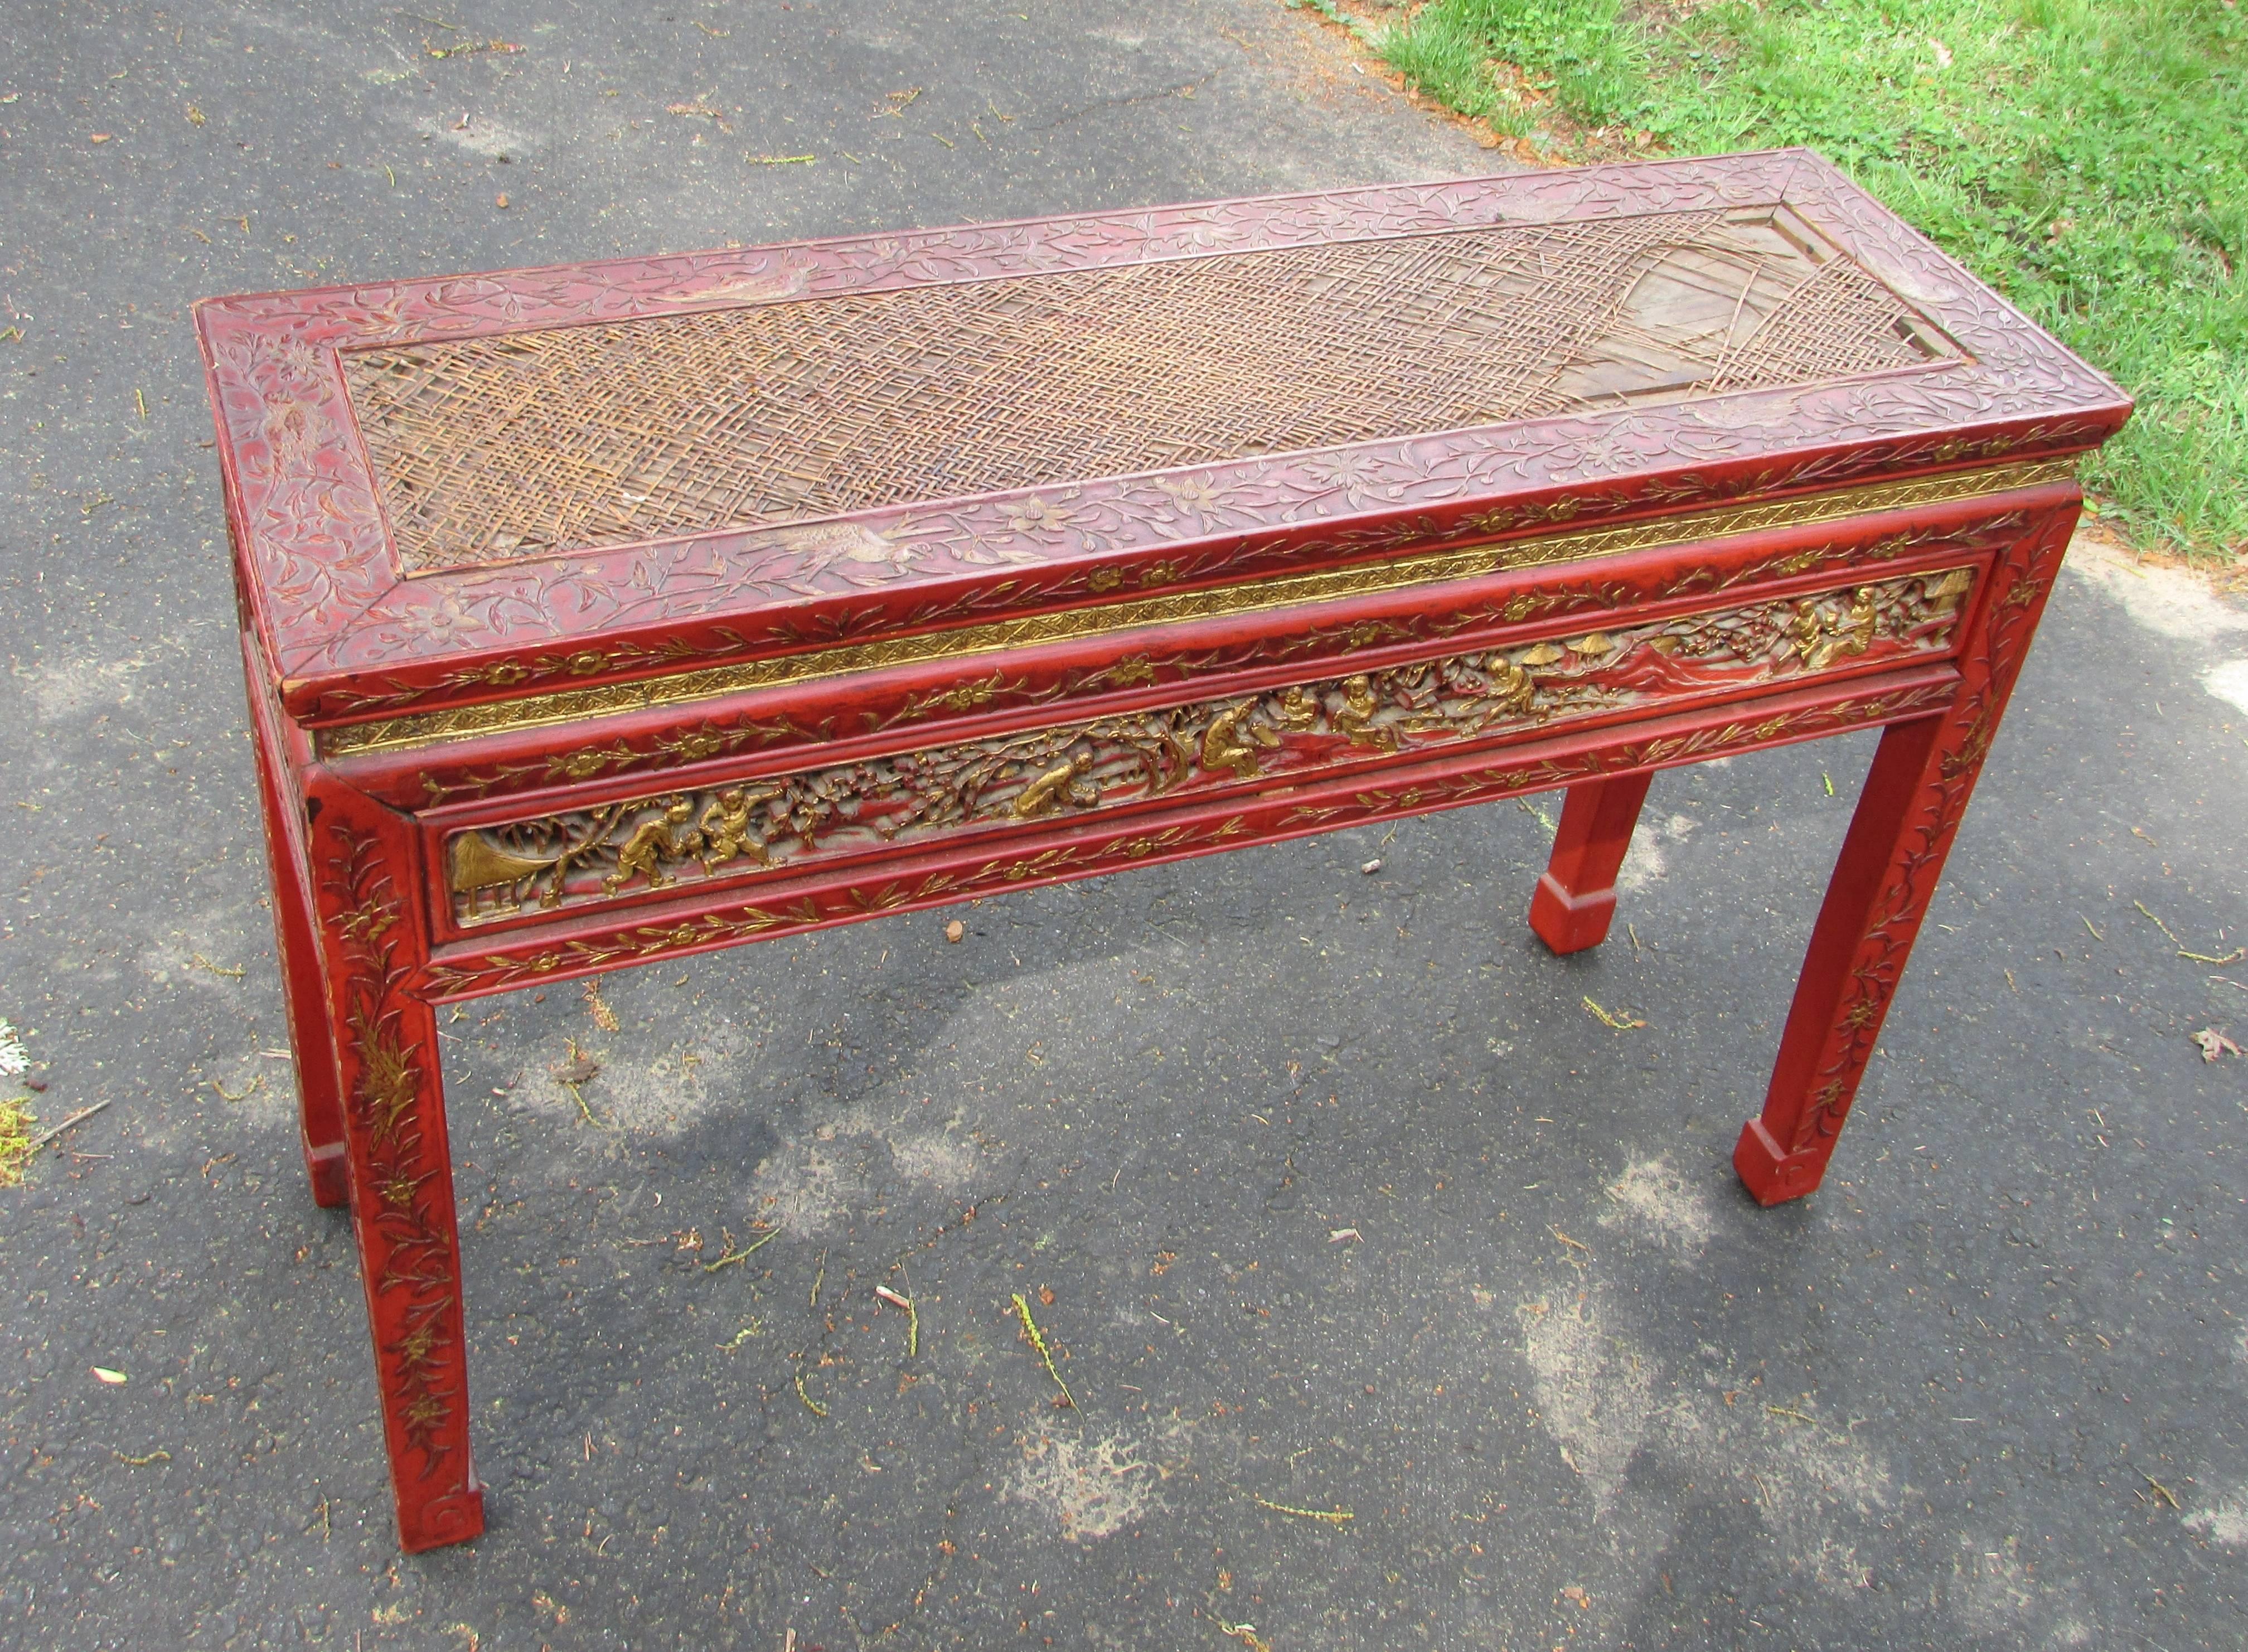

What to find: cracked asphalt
left=4, top=3, right=2247, bottom=1648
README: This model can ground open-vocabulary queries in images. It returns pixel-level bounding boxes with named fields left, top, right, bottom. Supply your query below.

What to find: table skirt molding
left=313, top=466, right=2079, bottom=807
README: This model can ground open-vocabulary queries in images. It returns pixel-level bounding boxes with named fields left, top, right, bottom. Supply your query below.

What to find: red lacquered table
left=195, top=150, right=2129, bottom=1551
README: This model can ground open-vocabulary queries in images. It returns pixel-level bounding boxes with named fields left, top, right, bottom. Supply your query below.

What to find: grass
left=1377, top=0, right=2248, bottom=561
left=0, top=1096, right=35, bottom=1189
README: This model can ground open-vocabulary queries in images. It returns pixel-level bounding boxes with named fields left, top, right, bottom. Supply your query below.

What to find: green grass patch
left=0, top=1095, right=36, bottom=1189
left=1380, top=0, right=2248, bottom=560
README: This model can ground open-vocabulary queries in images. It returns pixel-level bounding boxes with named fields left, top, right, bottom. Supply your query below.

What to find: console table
left=195, top=151, right=2129, bottom=1551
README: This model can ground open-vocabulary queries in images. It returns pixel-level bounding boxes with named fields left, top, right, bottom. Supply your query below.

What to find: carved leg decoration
left=1528, top=771, right=1654, bottom=955
left=310, top=787, right=485, bottom=1550
left=1735, top=501, right=2080, bottom=1205
left=245, top=685, right=349, bottom=1207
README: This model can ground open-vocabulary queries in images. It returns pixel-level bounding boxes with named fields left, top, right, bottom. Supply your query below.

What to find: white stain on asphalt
left=1517, top=1288, right=1658, bottom=1516
left=1009, top=1427, right=1162, bottom=1543
left=2205, top=658, right=2248, bottom=714
left=1598, top=1156, right=1713, bottom=1253
left=414, top=112, right=539, bottom=159
left=21, top=653, right=151, bottom=720
left=1615, top=812, right=1699, bottom=893
left=2185, top=1489, right=2248, bottom=1548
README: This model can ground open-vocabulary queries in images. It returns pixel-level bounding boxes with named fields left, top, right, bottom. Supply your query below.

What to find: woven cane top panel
left=343, top=205, right=1956, bottom=573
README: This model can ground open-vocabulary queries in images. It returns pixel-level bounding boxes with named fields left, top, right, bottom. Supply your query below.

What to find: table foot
left=1528, top=772, right=1652, bottom=955
left=1732, top=1117, right=1829, bottom=1205
left=399, top=1486, right=486, bottom=1553
left=1528, top=875, right=1620, bottom=955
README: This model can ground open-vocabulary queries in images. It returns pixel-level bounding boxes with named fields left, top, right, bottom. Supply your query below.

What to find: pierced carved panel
left=445, top=565, right=1975, bottom=926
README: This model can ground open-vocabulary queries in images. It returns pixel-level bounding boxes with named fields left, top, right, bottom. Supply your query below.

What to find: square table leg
left=1528, top=772, right=1655, bottom=954
left=245, top=692, right=349, bottom=1208
left=306, top=782, right=486, bottom=1551
left=1735, top=500, right=2079, bottom=1203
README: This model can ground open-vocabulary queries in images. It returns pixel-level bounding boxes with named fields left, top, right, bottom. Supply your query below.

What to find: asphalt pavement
left=3, top=3, right=2246, bottom=1648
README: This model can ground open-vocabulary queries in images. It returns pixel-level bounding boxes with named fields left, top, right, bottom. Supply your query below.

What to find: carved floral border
left=389, top=508, right=2028, bottom=806
left=195, top=151, right=2129, bottom=714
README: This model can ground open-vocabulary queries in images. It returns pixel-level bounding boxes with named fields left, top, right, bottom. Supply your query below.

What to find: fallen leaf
left=582, top=979, right=619, bottom=1032
left=550, top=1053, right=601, bottom=1086
left=2192, top=1028, right=2243, bottom=1063
left=427, top=37, right=522, bottom=59
left=186, top=104, right=205, bottom=125
left=92, top=1367, right=128, bottom=1385
left=494, top=192, right=509, bottom=208
left=666, top=96, right=733, bottom=131
left=1582, top=996, right=1646, bottom=1031
left=944, top=920, right=965, bottom=943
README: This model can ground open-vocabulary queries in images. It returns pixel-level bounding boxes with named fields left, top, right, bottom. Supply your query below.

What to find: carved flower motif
left=1155, top=475, right=1225, bottom=513
left=556, top=749, right=617, bottom=779
left=1304, top=453, right=1399, bottom=510
left=1002, top=497, right=1073, bottom=535
left=403, top=595, right=479, bottom=646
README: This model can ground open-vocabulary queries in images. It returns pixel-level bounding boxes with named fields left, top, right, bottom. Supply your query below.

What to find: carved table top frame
left=197, top=150, right=2130, bottom=1552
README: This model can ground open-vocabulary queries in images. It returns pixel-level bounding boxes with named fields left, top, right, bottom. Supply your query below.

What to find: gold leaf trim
left=444, top=565, right=1973, bottom=924
left=418, top=679, right=1959, bottom=999
left=322, top=459, right=2071, bottom=757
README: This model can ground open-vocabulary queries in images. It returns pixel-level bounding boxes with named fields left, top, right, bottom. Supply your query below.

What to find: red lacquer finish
left=196, top=153, right=2129, bottom=1551
left=1530, top=773, right=1656, bottom=954
left=1735, top=502, right=2079, bottom=1203
left=241, top=640, right=349, bottom=1208
left=306, top=782, right=484, bottom=1551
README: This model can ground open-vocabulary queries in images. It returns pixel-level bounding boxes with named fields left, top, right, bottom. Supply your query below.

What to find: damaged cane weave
left=343, top=205, right=1954, bottom=570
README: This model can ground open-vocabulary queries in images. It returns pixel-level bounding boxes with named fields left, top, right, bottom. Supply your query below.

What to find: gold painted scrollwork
left=333, top=459, right=2066, bottom=758
left=446, top=563, right=1978, bottom=925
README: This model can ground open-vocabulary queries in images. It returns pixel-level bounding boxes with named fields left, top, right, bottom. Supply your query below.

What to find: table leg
left=1735, top=500, right=2078, bottom=1204
left=248, top=724, right=348, bottom=1207
left=1528, top=772, right=1654, bottom=954
left=310, top=789, right=485, bottom=1551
